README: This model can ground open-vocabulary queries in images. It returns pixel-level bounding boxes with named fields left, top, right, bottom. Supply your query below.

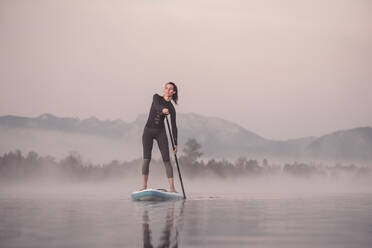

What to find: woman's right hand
left=162, top=108, right=169, bottom=115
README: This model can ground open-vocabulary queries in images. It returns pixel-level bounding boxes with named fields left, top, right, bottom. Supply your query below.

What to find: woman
left=141, top=82, right=178, bottom=192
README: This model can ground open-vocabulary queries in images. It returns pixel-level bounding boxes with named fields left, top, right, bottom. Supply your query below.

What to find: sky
left=0, top=0, right=371, bottom=140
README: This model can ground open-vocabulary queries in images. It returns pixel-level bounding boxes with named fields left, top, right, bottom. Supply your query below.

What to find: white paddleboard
left=131, top=188, right=184, bottom=201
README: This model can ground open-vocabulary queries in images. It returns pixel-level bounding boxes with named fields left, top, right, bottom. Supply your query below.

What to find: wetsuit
left=142, top=93, right=178, bottom=178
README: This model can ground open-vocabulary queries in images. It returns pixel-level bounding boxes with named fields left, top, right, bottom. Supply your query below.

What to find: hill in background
left=0, top=113, right=371, bottom=164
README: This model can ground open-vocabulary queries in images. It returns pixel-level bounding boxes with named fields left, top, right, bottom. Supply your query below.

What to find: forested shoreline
left=0, top=139, right=371, bottom=183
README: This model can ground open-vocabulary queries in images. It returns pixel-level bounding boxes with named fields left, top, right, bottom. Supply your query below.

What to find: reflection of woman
left=140, top=82, right=179, bottom=192
left=141, top=201, right=182, bottom=248
left=142, top=210, right=153, bottom=248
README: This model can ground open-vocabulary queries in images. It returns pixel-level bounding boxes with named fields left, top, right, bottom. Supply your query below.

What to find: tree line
left=0, top=138, right=370, bottom=183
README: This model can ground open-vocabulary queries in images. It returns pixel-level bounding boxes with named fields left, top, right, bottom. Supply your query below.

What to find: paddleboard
left=131, top=188, right=184, bottom=201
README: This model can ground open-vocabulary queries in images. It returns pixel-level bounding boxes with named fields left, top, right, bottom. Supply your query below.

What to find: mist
left=0, top=126, right=142, bottom=163
left=1, top=149, right=371, bottom=248
left=1, top=149, right=371, bottom=198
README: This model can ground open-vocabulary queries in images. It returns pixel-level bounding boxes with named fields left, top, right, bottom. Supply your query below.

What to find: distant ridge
left=0, top=113, right=129, bottom=138
left=0, top=113, right=371, bottom=162
left=307, top=127, right=372, bottom=161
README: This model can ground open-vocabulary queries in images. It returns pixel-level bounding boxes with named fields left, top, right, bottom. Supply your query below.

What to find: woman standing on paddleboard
left=141, top=82, right=178, bottom=192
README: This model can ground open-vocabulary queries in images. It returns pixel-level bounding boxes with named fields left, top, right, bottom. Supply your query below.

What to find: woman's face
left=164, top=84, right=175, bottom=97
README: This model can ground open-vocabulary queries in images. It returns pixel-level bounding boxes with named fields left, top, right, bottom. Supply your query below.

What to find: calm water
left=1, top=191, right=372, bottom=248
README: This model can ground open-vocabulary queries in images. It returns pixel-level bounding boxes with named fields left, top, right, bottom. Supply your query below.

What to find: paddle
left=165, top=115, right=186, bottom=199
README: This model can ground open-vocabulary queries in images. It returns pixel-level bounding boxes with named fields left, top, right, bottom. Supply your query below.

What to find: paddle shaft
left=165, top=115, right=186, bottom=199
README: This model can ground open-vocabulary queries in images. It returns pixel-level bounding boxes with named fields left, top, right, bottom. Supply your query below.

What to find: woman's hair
left=166, top=82, right=178, bottom=105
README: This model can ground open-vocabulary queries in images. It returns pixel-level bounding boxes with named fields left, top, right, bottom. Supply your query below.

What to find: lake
left=1, top=184, right=371, bottom=248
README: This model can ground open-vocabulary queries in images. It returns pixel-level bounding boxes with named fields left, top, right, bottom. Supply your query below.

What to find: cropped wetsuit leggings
left=142, top=126, right=173, bottom=178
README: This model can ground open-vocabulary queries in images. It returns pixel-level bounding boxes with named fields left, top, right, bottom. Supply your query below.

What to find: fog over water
left=1, top=137, right=371, bottom=247
left=2, top=122, right=371, bottom=247
left=1, top=173, right=372, bottom=248
left=1, top=171, right=371, bottom=197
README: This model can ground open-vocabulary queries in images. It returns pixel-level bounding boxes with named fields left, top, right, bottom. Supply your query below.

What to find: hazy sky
left=1, top=0, right=371, bottom=140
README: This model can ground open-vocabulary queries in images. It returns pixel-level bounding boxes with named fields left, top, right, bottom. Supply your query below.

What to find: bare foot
left=139, top=187, right=147, bottom=191
left=170, top=189, right=178, bottom=193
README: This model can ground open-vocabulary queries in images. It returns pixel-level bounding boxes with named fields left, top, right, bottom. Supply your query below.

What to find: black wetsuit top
left=145, top=94, right=178, bottom=146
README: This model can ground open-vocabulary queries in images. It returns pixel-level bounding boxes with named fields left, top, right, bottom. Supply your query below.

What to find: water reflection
left=135, top=200, right=185, bottom=248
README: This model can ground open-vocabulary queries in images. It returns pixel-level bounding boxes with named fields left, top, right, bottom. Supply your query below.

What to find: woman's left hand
left=173, top=145, right=177, bottom=154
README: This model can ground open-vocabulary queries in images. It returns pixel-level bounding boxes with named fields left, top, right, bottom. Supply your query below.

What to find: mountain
left=306, top=127, right=372, bottom=161
left=0, top=113, right=269, bottom=161
left=0, top=113, right=371, bottom=163
left=0, top=113, right=129, bottom=138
